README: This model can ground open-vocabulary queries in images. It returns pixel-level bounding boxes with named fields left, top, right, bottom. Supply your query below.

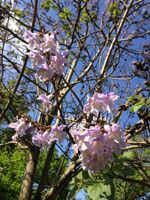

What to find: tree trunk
left=19, top=147, right=40, bottom=200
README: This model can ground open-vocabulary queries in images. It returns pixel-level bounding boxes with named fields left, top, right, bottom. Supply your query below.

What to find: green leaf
left=121, top=151, right=135, bottom=159
left=62, top=23, right=69, bottom=31
left=108, top=2, right=121, bottom=20
left=128, top=96, right=134, bottom=101
left=59, top=12, right=67, bottom=20
left=86, top=182, right=111, bottom=200
left=80, top=10, right=90, bottom=22
left=130, top=102, right=145, bottom=112
left=41, top=0, right=52, bottom=11
left=59, top=7, right=71, bottom=21
left=91, top=11, right=97, bottom=20
left=63, top=8, right=70, bottom=14
left=128, top=95, right=149, bottom=112
left=13, top=9, right=23, bottom=17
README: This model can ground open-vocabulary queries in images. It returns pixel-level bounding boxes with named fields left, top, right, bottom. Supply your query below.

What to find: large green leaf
left=86, top=182, right=111, bottom=200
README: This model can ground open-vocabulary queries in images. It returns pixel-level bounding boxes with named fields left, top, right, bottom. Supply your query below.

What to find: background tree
left=0, top=0, right=150, bottom=200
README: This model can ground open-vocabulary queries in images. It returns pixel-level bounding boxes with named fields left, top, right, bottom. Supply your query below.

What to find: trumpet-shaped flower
left=104, top=123, right=126, bottom=154
left=24, top=30, right=41, bottom=49
left=42, top=32, right=59, bottom=54
left=32, top=130, right=51, bottom=150
left=83, top=92, right=119, bottom=116
left=32, top=124, right=66, bottom=150
left=71, top=123, right=126, bottom=173
left=50, top=125, right=66, bottom=142
left=24, top=30, right=68, bottom=81
left=8, top=117, right=32, bottom=140
left=27, top=50, right=47, bottom=67
left=37, top=93, right=54, bottom=106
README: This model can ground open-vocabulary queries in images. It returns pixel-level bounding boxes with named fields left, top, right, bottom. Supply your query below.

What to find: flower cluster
left=32, top=125, right=66, bottom=150
left=71, top=123, right=126, bottom=172
left=9, top=117, right=66, bottom=150
left=8, top=117, right=33, bottom=141
left=83, top=92, right=119, bottom=116
left=24, top=31, right=68, bottom=81
left=8, top=92, right=126, bottom=172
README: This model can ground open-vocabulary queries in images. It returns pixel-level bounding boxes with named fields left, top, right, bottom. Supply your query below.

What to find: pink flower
left=104, top=123, right=126, bottom=154
left=12, top=134, right=18, bottom=141
left=104, top=92, right=119, bottom=111
left=50, top=125, right=66, bottom=142
left=24, top=30, right=41, bottom=49
left=32, top=130, right=51, bottom=150
left=24, top=30, right=68, bottom=80
left=83, top=92, right=119, bottom=116
left=8, top=117, right=32, bottom=140
left=50, top=51, right=68, bottom=75
left=36, top=63, right=54, bottom=81
left=71, top=123, right=126, bottom=173
left=27, top=50, right=47, bottom=67
left=32, top=124, right=66, bottom=150
left=42, top=32, right=59, bottom=54
left=37, top=94, right=53, bottom=106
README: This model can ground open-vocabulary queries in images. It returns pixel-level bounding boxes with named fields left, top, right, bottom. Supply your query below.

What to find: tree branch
left=43, top=159, right=81, bottom=200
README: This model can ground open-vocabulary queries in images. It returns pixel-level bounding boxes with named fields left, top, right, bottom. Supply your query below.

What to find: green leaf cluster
left=59, top=8, right=71, bottom=21
left=108, top=2, right=121, bottom=20
left=41, top=0, right=53, bottom=11
left=0, top=145, right=28, bottom=200
left=80, top=9, right=97, bottom=23
left=128, top=95, right=150, bottom=112
left=80, top=9, right=90, bottom=23
left=67, top=150, right=150, bottom=200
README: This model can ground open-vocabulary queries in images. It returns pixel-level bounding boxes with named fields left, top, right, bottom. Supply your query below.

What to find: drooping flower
left=24, top=30, right=68, bottom=81
left=50, top=51, right=68, bottom=76
left=50, top=125, right=66, bottom=142
left=8, top=117, right=66, bottom=150
left=83, top=92, right=119, bottom=116
left=32, top=130, right=51, bottom=150
left=32, top=125, right=66, bottom=150
left=27, top=50, right=47, bottom=67
left=8, top=117, right=32, bottom=140
left=71, top=123, right=126, bottom=173
left=104, top=123, right=126, bottom=154
left=42, top=32, right=59, bottom=54
left=37, top=93, right=54, bottom=106
left=35, top=67, right=54, bottom=81
left=24, top=31, right=41, bottom=49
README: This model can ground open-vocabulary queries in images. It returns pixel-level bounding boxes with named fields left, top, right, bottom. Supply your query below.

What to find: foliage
left=128, top=95, right=150, bottom=113
left=108, top=2, right=121, bottom=21
left=0, top=145, right=28, bottom=200
left=68, top=150, right=150, bottom=200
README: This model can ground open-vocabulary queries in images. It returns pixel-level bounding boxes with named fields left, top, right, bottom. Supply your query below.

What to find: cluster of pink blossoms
left=8, top=117, right=34, bottom=141
left=9, top=117, right=66, bottom=150
left=70, top=92, right=126, bottom=172
left=71, top=124, right=126, bottom=172
left=24, top=31, right=68, bottom=81
left=8, top=91, right=126, bottom=172
left=83, top=92, right=119, bottom=116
